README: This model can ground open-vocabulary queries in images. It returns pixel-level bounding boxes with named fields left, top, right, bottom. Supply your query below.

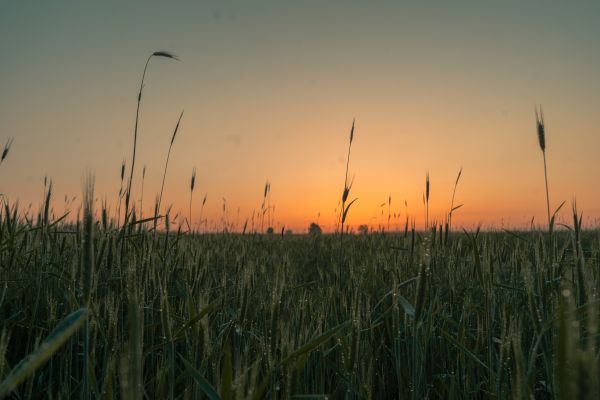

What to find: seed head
left=425, top=172, right=430, bottom=202
left=535, top=106, right=546, bottom=152
left=1, top=138, right=13, bottom=163
left=190, top=167, right=196, bottom=192
left=342, top=175, right=354, bottom=203
left=152, top=51, right=179, bottom=61
left=170, top=110, right=184, bottom=145
left=455, top=167, right=462, bottom=185
left=342, top=187, right=350, bottom=203
left=120, top=160, right=126, bottom=181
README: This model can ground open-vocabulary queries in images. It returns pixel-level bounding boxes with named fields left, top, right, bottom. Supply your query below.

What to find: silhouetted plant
left=535, top=106, right=551, bottom=230
left=124, top=51, right=178, bottom=226
left=157, top=111, right=184, bottom=214
left=0, top=137, right=13, bottom=166
left=340, top=120, right=358, bottom=241
left=448, top=167, right=463, bottom=232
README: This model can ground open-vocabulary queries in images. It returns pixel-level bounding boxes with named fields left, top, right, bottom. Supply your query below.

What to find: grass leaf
left=0, top=308, right=89, bottom=397
left=180, top=356, right=222, bottom=400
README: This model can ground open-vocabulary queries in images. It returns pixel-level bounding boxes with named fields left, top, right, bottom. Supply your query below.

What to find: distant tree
left=266, top=227, right=274, bottom=235
left=308, top=222, right=322, bottom=235
left=358, top=224, right=369, bottom=235
left=285, top=229, right=293, bottom=235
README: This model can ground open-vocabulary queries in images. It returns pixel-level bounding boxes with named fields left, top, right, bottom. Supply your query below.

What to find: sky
left=1, top=1, right=599, bottom=232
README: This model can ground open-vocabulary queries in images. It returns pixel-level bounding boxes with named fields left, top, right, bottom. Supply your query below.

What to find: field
left=1, top=196, right=599, bottom=398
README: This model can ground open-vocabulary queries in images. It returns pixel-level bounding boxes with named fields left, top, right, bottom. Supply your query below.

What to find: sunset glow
left=1, top=1, right=599, bottom=232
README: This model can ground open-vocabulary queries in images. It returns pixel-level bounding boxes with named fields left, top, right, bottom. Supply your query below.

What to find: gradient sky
left=1, top=1, right=599, bottom=231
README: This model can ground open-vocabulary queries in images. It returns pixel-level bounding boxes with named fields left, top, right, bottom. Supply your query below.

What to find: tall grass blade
left=181, top=356, right=222, bottom=400
left=0, top=308, right=89, bottom=397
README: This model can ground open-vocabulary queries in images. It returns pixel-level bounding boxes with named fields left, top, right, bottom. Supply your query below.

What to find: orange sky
left=1, top=2, right=599, bottom=232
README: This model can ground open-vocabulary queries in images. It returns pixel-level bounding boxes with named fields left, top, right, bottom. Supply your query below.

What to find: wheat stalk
left=157, top=110, right=184, bottom=215
left=448, top=167, right=463, bottom=232
left=340, top=119, right=357, bottom=242
left=425, top=172, right=430, bottom=230
left=535, top=106, right=551, bottom=229
left=124, top=51, right=178, bottom=227
left=189, top=167, right=196, bottom=232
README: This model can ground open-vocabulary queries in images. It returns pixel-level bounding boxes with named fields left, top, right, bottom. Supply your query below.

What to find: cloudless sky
left=1, top=1, right=599, bottom=231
